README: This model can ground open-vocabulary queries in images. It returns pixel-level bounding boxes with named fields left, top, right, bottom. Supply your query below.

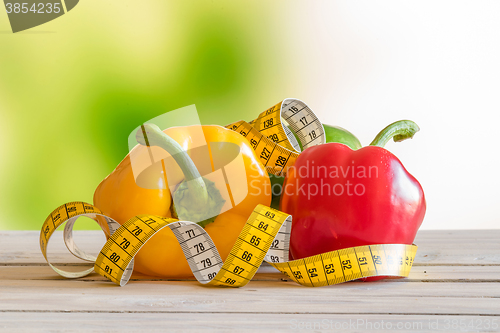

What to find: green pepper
left=323, top=124, right=362, bottom=150
left=269, top=173, right=285, bottom=210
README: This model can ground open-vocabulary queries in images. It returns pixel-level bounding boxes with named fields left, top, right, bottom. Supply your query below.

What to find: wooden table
left=1, top=230, right=499, bottom=332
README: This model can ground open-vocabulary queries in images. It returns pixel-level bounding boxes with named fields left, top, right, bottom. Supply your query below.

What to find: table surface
left=0, top=230, right=499, bottom=332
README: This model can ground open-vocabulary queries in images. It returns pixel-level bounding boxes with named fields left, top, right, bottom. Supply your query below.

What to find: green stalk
left=369, top=120, right=420, bottom=148
left=136, top=124, right=225, bottom=226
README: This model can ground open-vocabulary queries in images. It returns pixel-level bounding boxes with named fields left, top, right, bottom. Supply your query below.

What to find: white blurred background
left=282, top=1, right=500, bottom=229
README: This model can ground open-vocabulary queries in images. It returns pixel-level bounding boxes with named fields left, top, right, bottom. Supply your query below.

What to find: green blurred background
left=0, top=0, right=298, bottom=230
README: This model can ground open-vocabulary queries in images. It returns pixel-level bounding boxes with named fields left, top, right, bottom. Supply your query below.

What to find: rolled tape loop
left=226, top=98, right=325, bottom=176
left=40, top=99, right=417, bottom=287
left=39, top=202, right=120, bottom=279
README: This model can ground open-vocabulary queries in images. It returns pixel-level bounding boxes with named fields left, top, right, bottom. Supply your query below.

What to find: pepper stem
left=136, top=124, right=225, bottom=225
left=369, top=120, right=420, bottom=148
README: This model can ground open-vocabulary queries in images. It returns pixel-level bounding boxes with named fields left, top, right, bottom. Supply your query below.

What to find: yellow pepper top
left=93, top=124, right=271, bottom=277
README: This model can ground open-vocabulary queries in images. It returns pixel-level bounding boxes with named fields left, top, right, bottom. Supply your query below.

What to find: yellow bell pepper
left=93, top=124, right=271, bottom=277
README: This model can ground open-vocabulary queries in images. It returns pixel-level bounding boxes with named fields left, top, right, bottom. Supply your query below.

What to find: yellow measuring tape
left=40, top=98, right=417, bottom=287
left=225, top=99, right=324, bottom=176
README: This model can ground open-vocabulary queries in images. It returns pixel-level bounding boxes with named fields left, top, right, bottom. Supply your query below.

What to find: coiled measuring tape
left=225, top=98, right=324, bottom=176
left=40, top=202, right=417, bottom=287
left=40, top=98, right=418, bottom=287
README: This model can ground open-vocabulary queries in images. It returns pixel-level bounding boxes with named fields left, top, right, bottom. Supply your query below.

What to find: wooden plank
left=2, top=265, right=500, bottom=282
left=1, top=230, right=499, bottom=330
left=413, top=230, right=500, bottom=265
left=2, top=230, right=500, bottom=265
left=0, top=231, right=106, bottom=265
left=0, top=313, right=498, bottom=333
left=407, top=265, right=500, bottom=282
left=414, top=230, right=500, bottom=240
left=0, top=280, right=499, bottom=315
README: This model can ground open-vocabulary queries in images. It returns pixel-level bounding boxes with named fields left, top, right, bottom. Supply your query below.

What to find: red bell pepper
left=280, top=120, right=426, bottom=280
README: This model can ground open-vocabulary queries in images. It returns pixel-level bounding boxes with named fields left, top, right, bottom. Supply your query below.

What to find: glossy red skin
left=280, top=143, right=426, bottom=281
